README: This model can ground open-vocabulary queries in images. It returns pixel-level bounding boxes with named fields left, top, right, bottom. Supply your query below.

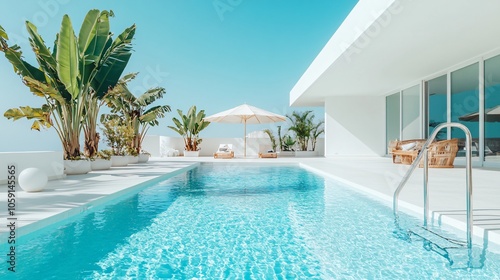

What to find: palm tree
left=286, top=110, right=314, bottom=151
left=103, top=73, right=171, bottom=155
left=310, top=120, right=324, bottom=151
left=277, top=125, right=283, bottom=151
left=0, top=10, right=135, bottom=159
left=263, top=129, right=277, bottom=151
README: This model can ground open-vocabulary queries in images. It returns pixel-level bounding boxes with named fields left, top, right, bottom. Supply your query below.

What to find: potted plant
left=90, top=150, right=113, bottom=171
left=63, top=156, right=91, bottom=175
left=168, top=106, right=210, bottom=157
left=138, top=150, right=151, bottom=163
left=101, top=117, right=134, bottom=166
left=104, top=73, right=170, bottom=161
left=278, top=135, right=296, bottom=157
left=0, top=11, right=135, bottom=175
left=287, top=110, right=324, bottom=157
left=287, top=111, right=313, bottom=152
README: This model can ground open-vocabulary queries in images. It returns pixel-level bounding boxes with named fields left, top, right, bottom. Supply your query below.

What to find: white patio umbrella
left=204, top=104, right=286, bottom=157
left=459, top=105, right=500, bottom=122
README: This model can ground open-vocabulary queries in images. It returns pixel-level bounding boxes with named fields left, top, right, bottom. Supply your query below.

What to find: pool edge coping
left=0, top=162, right=200, bottom=241
left=299, top=162, right=500, bottom=252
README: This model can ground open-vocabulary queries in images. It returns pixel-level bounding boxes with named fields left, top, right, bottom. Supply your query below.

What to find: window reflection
left=402, top=85, right=420, bottom=139
left=426, top=75, right=447, bottom=140
left=386, top=92, right=400, bottom=153
left=451, top=63, right=479, bottom=157
left=484, top=55, right=500, bottom=159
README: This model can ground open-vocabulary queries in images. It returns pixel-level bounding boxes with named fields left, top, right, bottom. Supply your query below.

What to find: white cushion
left=401, top=142, right=416, bottom=151
left=218, top=144, right=232, bottom=152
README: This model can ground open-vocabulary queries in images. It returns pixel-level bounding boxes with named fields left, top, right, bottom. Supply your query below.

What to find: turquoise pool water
left=1, top=164, right=500, bottom=279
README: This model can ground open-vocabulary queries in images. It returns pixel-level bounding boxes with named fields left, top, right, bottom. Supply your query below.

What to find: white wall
left=0, top=151, right=65, bottom=185
left=324, top=96, right=385, bottom=156
left=144, top=135, right=325, bottom=157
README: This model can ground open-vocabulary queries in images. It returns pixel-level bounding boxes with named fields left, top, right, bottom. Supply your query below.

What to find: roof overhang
left=290, top=0, right=500, bottom=106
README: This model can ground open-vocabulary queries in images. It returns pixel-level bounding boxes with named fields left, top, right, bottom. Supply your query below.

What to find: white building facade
left=290, top=0, right=500, bottom=167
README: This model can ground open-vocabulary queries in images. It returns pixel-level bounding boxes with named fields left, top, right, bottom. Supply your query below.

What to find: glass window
left=451, top=63, right=479, bottom=157
left=386, top=92, right=400, bottom=153
left=484, top=55, right=500, bottom=160
left=426, top=75, right=447, bottom=140
left=402, top=85, right=420, bottom=139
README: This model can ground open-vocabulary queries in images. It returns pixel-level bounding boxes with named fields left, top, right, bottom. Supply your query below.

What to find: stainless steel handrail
left=392, top=122, right=473, bottom=250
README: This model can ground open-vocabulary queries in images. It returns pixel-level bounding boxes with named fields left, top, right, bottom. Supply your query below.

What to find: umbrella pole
left=244, top=119, right=247, bottom=157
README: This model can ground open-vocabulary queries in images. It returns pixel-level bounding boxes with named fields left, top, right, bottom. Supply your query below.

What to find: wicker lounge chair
left=259, top=151, right=277, bottom=158
left=214, top=144, right=234, bottom=159
left=389, top=139, right=427, bottom=165
left=389, top=139, right=458, bottom=168
left=424, top=139, right=459, bottom=168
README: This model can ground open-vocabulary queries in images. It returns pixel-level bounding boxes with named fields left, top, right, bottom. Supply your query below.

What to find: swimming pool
left=1, top=164, right=500, bottom=279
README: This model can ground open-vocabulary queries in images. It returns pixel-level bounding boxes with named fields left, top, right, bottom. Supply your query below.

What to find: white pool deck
left=0, top=156, right=499, bottom=251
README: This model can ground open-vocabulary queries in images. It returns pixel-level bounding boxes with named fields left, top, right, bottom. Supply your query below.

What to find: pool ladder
left=392, top=123, right=474, bottom=268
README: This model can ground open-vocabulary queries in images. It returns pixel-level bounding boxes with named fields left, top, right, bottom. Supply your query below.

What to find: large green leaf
left=78, top=9, right=100, bottom=54
left=81, top=10, right=112, bottom=86
left=168, top=117, right=186, bottom=136
left=119, top=72, right=138, bottom=84
left=105, top=73, right=136, bottom=102
left=2, top=45, right=46, bottom=82
left=136, top=87, right=166, bottom=107
left=4, top=106, right=52, bottom=129
left=0, top=25, right=8, bottom=40
left=91, top=24, right=135, bottom=98
left=23, top=76, right=66, bottom=104
left=88, top=11, right=111, bottom=58
left=140, top=105, right=171, bottom=124
left=25, top=21, right=57, bottom=74
left=78, top=10, right=100, bottom=86
left=56, top=15, right=79, bottom=99
left=23, top=21, right=74, bottom=101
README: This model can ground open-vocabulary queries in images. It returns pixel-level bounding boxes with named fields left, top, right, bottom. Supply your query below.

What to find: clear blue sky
left=0, top=0, right=357, bottom=152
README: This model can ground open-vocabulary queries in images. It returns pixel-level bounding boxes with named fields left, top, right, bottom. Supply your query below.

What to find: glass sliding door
left=484, top=55, right=500, bottom=161
left=402, top=85, right=420, bottom=139
left=386, top=92, right=400, bottom=154
left=451, top=63, right=479, bottom=157
left=426, top=75, right=447, bottom=140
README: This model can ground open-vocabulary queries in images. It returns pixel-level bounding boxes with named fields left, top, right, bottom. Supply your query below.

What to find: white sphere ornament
left=18, top=168, right=48, bottom=192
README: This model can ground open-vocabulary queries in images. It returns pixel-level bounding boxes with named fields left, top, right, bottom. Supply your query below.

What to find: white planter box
left=91, top=159, right=112, bottom=171
left=127, top=155, right=139, bottom=164
left=183, top=150, right=200, bottom=157
left=138, top=153, right=150, bottom=163
left=277, top=151, right=295, bottom=157
left=64, top=160, right=91, bottom=175
left=295, top=151, right=318, bottom=157
left=111, top=156, right=129, bottom=167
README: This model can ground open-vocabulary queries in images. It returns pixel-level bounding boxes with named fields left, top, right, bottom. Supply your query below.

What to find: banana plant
left=103, top=73, right=171, bottom=155
left=0, top=10, right=135, bottom=160
left=168, top=106, right=210, bottom=151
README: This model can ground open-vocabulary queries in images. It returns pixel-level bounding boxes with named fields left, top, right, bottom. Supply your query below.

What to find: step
left=408, top=226, right=484, bottom=269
